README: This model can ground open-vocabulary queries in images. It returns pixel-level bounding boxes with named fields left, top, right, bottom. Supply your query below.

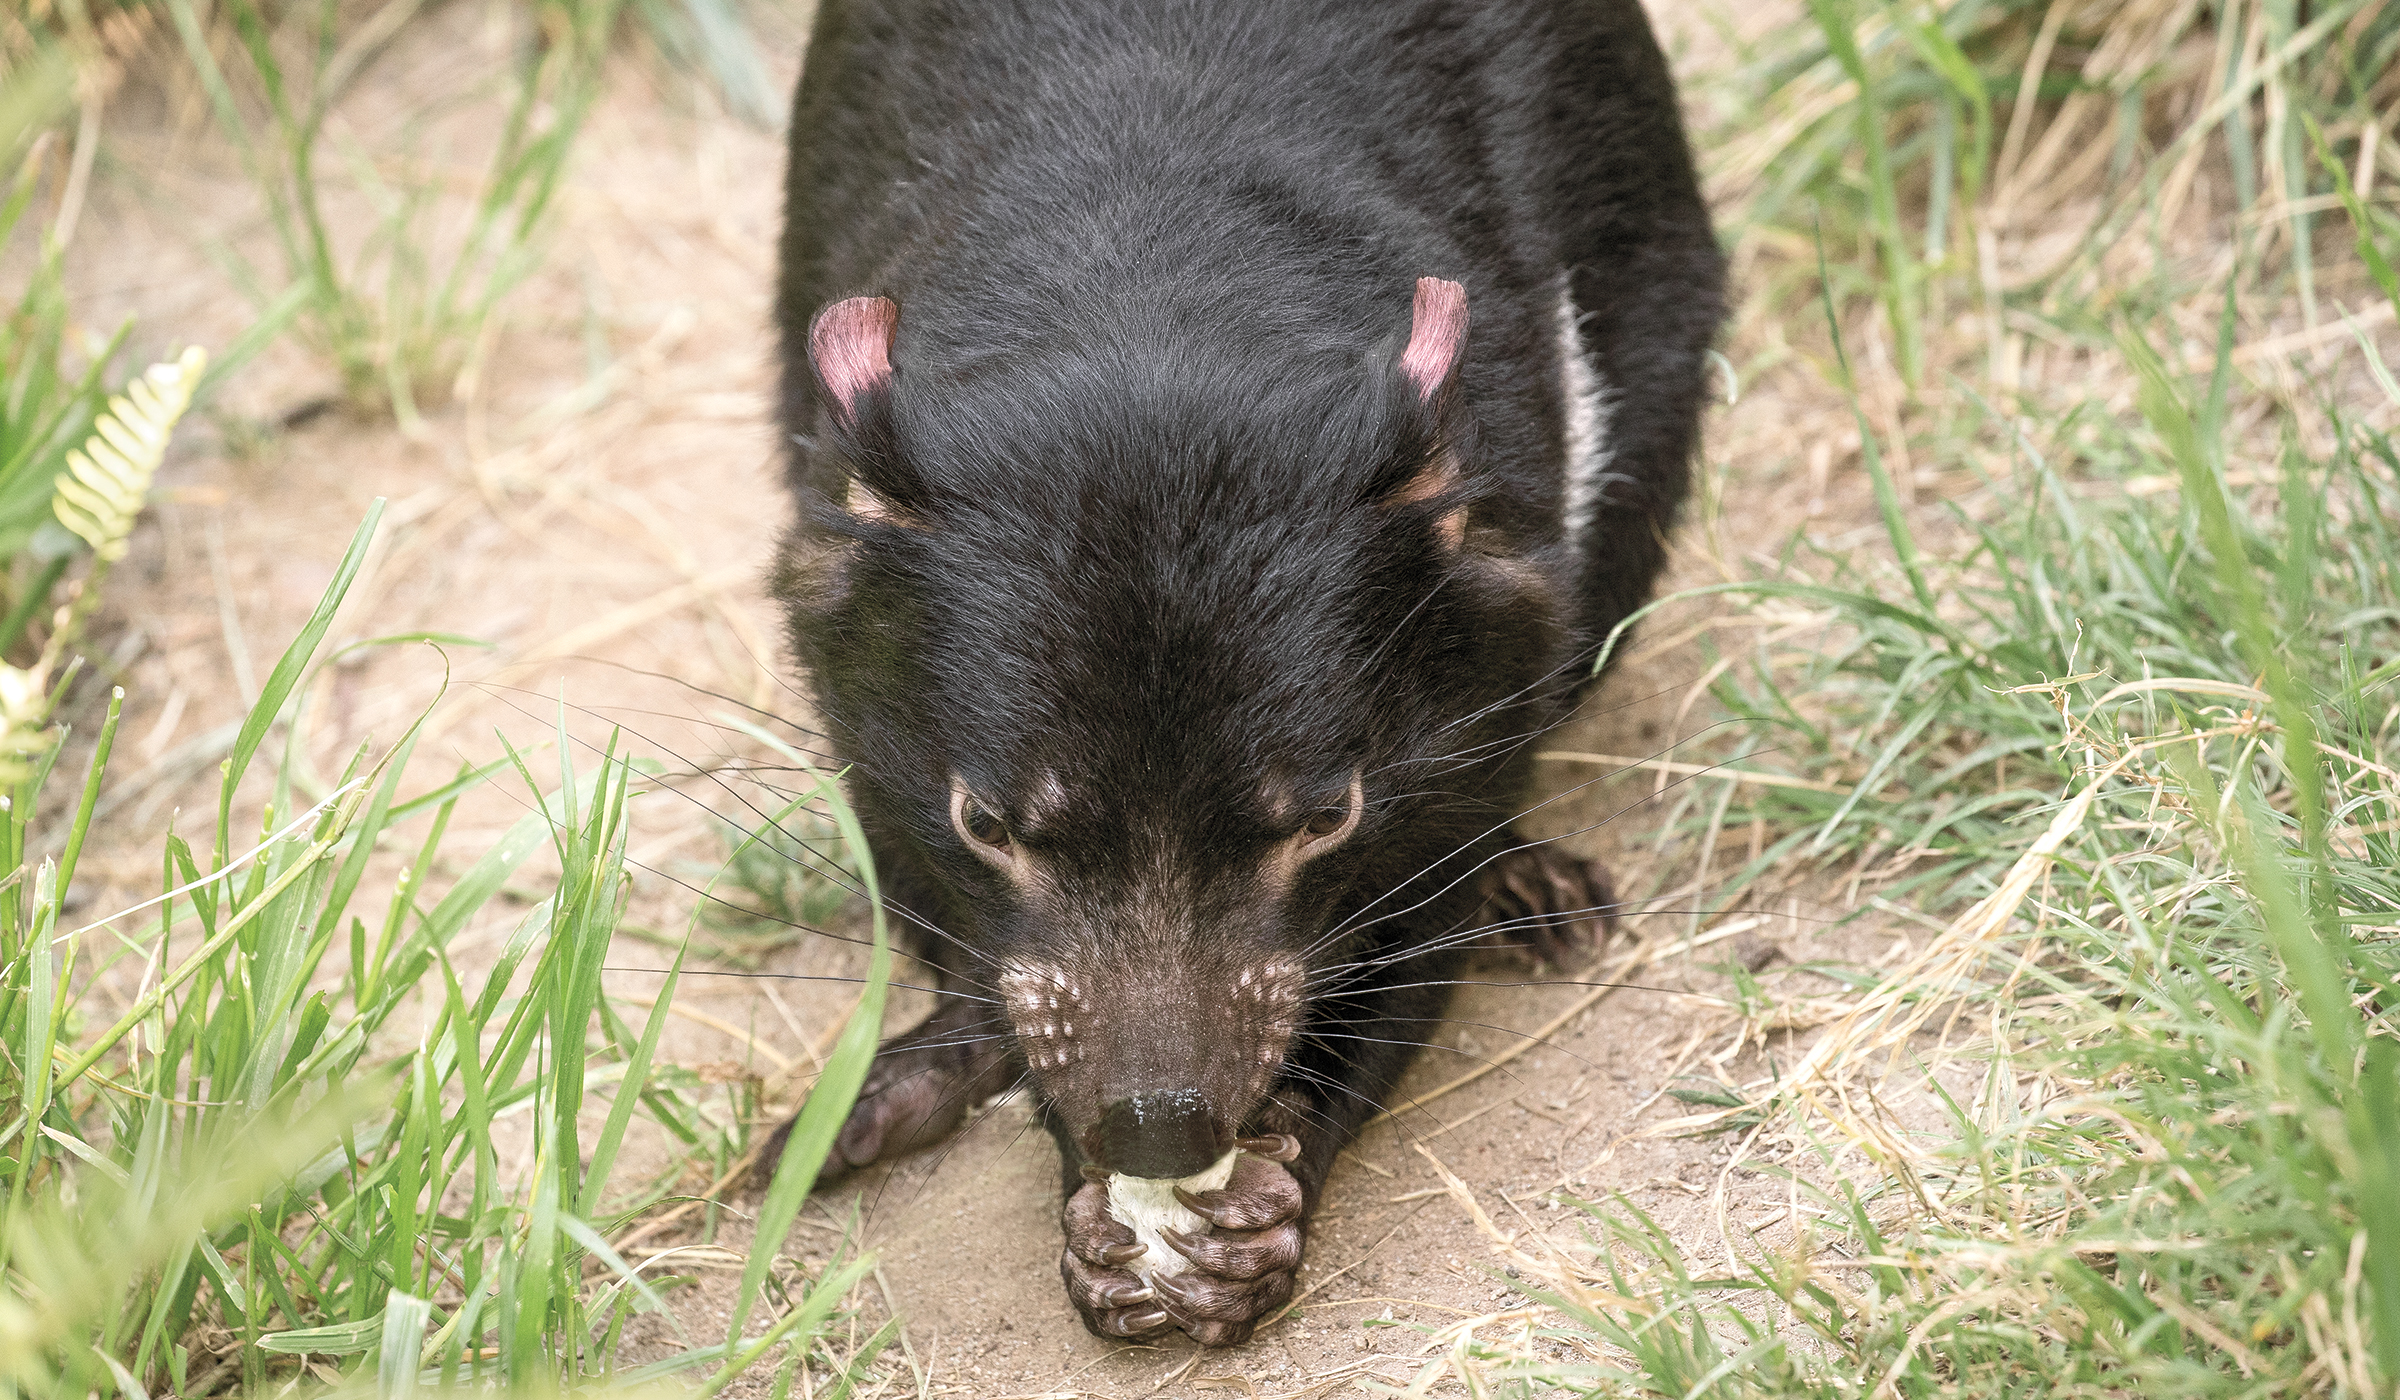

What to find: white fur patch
left=1556, top=285, right=1619, bottom=558
left=1106, top=1150, right=1240, bottom=1282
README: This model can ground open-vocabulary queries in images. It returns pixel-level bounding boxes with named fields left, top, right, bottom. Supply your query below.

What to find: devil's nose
left=1094, top=1088, right=1224, bottom=1178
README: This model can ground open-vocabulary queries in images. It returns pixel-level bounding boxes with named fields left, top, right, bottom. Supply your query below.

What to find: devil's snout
left=1003, top=955, right=1305, bottom=1177
left=1093, top=1087, right=1223, bottom=1177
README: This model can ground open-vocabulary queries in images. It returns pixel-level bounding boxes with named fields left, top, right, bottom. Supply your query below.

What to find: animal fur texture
left=766, top=0, right=1725, bottom=1346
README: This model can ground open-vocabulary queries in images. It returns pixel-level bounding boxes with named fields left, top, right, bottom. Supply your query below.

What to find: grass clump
left=1514, top=322, right=2400, bottom=1395
left=1448, top=2, right=2400, bottom=1392
left=164, top=0, right=628, bottom=423
left=11, top=0, right=787, bottom=430
left=0, top=500, right=897, bottom=1395
left=1701, top=0, right=2400, bottom=395
left=1642, top=301, right=2392, bottom=922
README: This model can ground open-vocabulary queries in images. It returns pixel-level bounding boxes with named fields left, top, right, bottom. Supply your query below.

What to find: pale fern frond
left=0, top=664, right=51, bottom=787
left=53, top=346, right=208, bottom=564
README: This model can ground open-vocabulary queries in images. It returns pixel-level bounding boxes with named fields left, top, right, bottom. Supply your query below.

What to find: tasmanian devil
left=763, top=0, right=1723, bottom=1347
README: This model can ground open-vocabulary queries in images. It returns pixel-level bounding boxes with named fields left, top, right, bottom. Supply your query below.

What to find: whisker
left=1414, top=619, right=1688, bottom=749
left=1352, top=572, right=1452, bottom=683
left=602, top=964, right=1001, bottom=1004
left=473, top=688, right=994, bottom=972
left=499, top=651, right=845, bottom=752
left=1308, top=727, right=1776, bottom=960
left=1308, top=975, right=1677, bottom=1001
left=619, top=855, right=921, bottom=964
left=857, top=1066, right=1037, bottom=1231
left=1285, top=1036, right=1516, bottom=1132
left=1270, top=1061, right=1396, bottom=1135
left=473, top=679, right=845, bottom=765
left=1318, top=900, right=1631, bottom=975
left=1341, top=1013, right=1600, bottom=1075
left=1316, top=898, right=1845, bottom=984
left=1296, top=1029, right=1529, bottom=1094
left=1308, top=724, right=1727, bottom=957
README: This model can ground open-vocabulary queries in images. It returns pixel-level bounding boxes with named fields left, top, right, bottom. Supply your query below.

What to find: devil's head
left=776, top=280, right=1568, bottom=1176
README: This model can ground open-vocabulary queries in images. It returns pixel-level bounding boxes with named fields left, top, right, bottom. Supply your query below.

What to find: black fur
left=768, top=0, right=1722, bottom=1342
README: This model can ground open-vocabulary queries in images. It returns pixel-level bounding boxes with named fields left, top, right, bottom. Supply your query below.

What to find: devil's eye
left=963, top=801, right=1011, bottom=848
left=1294, top=776, right=1363, bottom=850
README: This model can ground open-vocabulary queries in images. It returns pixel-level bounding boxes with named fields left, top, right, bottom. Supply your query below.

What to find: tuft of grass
left=0, top=501, right=896, bottom=1396
left=1476, top=5, right=2400, bottom=1392
left=147, top=0, right=791, bottom=423
left=626, top=0, right=783, bottom=127
left=1503, top=139, right=2400, bottom=1396
left=679, top=804, right=858, bottom=967
left=1703, top=0, right=2400, bottom=396
left=11, top=0, right=790, bottom=433
left=1525, top=321, right=2398, bottom=1395
left=163, top=0, right=628, bottom=423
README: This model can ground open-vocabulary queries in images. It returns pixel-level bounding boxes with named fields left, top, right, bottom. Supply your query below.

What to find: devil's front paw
left=1480, top=842, right=1619, bottom=966
left=756, top=1012, right=1002, bottom=1187
left=1060, top=1155, right=1306, bottom=1347
left=824, top=1046, right=965, bottom=1175
left=1154, top=1155, right=1305, bottom=1346
left=1061, top=1182, right=1176, bottom=1340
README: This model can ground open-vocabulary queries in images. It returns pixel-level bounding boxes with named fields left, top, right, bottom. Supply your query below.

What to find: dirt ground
left=56, top=1, right=1945, bottom=1394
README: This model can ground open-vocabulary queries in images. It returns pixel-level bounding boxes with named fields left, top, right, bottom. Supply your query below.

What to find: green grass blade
left=215, top=499, right=386, bottom=867
left=817, top=1316, right=902, bottom=1400
left=2303, top=112, right=2400, bottom=324
left=6, top=864, right=61, bottom=1236
left=705, top=1255, right=877, bottom=1400
left=1815, top=225, right=1931, bottom=612
left=53, top=686, right=122, bottom=920
left=1808, top=0, right=1921, bottom=389
left=192, top=281, right=313, bottom=406
left=2122, top=326, right=2331, bottom=877
left=376, top=1290, right=430, bottom=1400
left=2354, top=1038, right=2400, bottom=1386
left=579, top=948, right=682, bottom=1218
left=723, top=779, right=889, bottom=1352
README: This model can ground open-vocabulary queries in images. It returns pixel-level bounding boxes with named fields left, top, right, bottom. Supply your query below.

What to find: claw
left=1118, top=1306, right=1170, bottom=1334
left=1079, top=1161, right=1112, bottom=1184
left=1149, top=1268, right=1203, bottom=1308
left=1099, top=1241, right=1148, bottom=1266
left=1480, top=843, right=1618, bottom=965
left=1237, top=1133, right=1301, bottom=1162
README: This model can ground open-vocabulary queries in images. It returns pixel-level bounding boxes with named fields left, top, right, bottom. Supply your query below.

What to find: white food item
left=1104, top=1149, right=1240, bottom=1281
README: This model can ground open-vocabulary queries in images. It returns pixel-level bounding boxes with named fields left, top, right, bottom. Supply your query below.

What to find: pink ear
left=1398, top=277, right=1468, bottom=401
left=808, top=296, right=899, bottom=423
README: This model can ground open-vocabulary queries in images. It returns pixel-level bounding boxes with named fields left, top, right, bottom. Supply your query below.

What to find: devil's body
left=769, top=0, right=1722, bottom=1345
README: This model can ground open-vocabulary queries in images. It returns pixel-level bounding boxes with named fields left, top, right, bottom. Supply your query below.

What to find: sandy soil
left=51, top=1, right=1947, bottom=1394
